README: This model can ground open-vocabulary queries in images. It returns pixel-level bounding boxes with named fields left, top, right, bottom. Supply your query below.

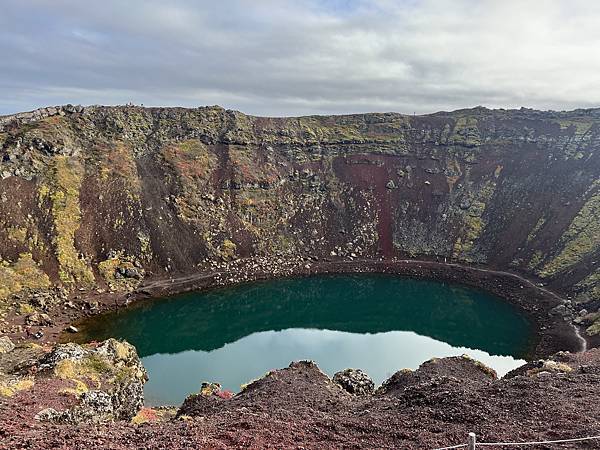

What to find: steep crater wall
left=0, top=105, right=598, bottom=328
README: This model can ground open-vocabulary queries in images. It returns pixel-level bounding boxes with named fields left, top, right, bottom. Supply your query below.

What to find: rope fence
left=433, top=432, right=600, bottom=449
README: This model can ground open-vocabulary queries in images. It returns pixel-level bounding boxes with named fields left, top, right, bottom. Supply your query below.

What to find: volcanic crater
left=0, top=104, right=599, bottom=449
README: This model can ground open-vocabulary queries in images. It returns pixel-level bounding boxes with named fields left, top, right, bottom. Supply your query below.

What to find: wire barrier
left=433, top=432, right=600, bottom=449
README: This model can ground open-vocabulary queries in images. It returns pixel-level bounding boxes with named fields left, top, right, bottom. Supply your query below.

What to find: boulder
left=333, top=368, right=374, bottom=395
left=0, top=336, right=15, bottom=354
left=34, top=339, right=147, bottom=423
left=25, top=312, right=53, bottom=326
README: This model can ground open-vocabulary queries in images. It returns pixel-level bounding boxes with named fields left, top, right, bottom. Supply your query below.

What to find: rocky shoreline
left=0, top=257, right=589, bottom=358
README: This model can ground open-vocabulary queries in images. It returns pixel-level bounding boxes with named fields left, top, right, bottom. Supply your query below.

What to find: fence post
left=467, top=432, right=476, bottom=450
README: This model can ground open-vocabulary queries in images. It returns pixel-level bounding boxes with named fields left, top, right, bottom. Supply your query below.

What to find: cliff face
left=0, top=105, right=598, bottom=304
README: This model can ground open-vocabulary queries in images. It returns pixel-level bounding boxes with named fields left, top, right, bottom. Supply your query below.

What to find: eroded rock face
left=0, top=105, right=598, bottom=312
left=0, top=338, right=146, bottom=423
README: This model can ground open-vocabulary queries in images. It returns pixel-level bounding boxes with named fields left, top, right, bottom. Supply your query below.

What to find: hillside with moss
left=0, top=105, right=598, bottom=321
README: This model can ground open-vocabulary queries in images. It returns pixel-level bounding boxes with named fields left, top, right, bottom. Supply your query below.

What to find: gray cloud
left=1, top=0, right=600, bottom=115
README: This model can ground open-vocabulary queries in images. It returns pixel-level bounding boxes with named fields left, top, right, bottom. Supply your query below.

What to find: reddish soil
left=2, top=258, right=595, bottom=449
left=2, top=350, right=600, bottom=449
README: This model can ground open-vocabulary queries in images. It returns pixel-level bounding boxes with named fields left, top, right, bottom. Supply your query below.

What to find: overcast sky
left=1, top=0, right=600, bottom=116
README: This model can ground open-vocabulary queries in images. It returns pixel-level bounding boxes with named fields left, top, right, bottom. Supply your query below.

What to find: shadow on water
left=74, top=273, right=534, bottom=358
left=72, top=274, right=536, bottom=404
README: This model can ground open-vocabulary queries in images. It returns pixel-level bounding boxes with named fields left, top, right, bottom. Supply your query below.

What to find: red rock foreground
left=1, top=338, right=600, bottom=449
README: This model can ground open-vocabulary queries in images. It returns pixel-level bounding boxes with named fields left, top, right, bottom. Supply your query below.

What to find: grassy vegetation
left=577, top=271, right=600, bottom=302
left=162, top=139, right=216, bottom=181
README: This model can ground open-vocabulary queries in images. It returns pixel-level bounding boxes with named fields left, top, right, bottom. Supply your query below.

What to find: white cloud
left=1, top=0, right=599, bottom=115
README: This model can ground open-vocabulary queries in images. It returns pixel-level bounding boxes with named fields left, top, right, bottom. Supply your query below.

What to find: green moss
left=587, top=318, right=600, bottom=336
left=453, top=180, right=496, bottom=260
left=219, top=239, right=237, bottom=260
left=0, top=253, right=51, bottom=300
left=163, top=139, right=216, bottom=181
left=527, top=217, right=546, bottom=243
left=41, top=156, right=94, bottom=286
left=297, top=118, right=366, bottom=144
left=527, top=250, right=543, bottom=270
left=84, top=354, right=113, bottom=374
left=540, top=187, right=600, bottom=277
left=576, top=271, right=600, bottom=302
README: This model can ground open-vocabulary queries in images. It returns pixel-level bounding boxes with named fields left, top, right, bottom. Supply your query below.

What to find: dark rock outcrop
left=333, top=368, right=375, bottom=395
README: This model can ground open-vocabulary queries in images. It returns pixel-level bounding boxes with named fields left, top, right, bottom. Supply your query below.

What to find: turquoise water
left=75, top=274, right=534, bottom=405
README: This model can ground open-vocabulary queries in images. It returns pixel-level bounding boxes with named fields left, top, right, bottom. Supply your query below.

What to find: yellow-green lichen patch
left=0, top=253, right=51, bottom=300
left=450, top=117, right=481, bottom=147
left=40, top=156, right=94, bottom=286
left=0, top=376, right=34, bottom=397
left=539, top=187, right=600, bottom=277
left=218, top=239, right=237, bottom=260
left=54, top=350, right=130, bottom=396
left=452, top=180, right=496, bottom=261
left=54, top=348, right=139, bottom=397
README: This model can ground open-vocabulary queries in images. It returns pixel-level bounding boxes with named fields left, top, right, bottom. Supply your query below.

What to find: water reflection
left=74, top=274, right=534, bottom=405
left=78, top=274, right=533, bottom=357
left=143, top=328, right=526, bottom=405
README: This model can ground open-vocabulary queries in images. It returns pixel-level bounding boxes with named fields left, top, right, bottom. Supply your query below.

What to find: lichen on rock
left=18, top=338, right=149, bottom=423
left=540, top=185, right=600, bottom=278
left=0, top=252, right=50, bottom=300
left=333, top=368, right=374, bottom=395
left=40, top=156, right=94, bottom=286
